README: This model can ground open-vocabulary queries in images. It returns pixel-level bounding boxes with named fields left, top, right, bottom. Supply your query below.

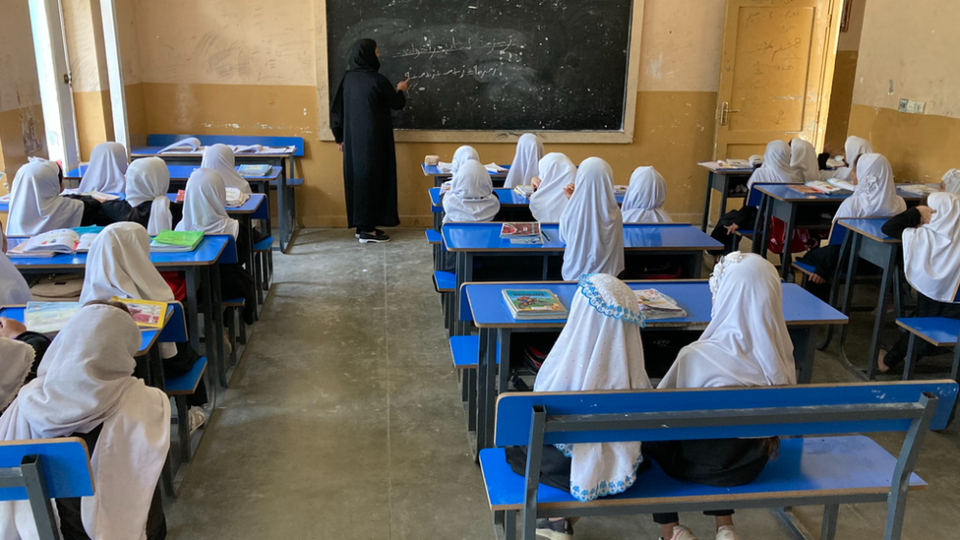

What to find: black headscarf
left=348, top=38, right=380, bottom=72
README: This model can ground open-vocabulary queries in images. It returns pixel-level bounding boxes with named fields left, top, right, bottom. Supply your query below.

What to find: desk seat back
left=828, top=221, right=847, bottom=246
left=147, top=134, right=304, bottom=157
left=746, top=182, right=777, bottom=207
left=212, top=234, right=239, bottom=264
left=0, top=439, right=93, bottom=501
left=494, top=381, right=958, bottom=447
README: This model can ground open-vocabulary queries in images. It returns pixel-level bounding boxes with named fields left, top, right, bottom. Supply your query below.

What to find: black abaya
left=331, top=39, right=406, bottom=230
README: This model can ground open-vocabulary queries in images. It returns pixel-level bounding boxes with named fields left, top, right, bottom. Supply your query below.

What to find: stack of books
left=635, top=289, right=687, bottom=321
left=513, top=185, right=535, bottom=197
left=502, top=289, right=568, bottom=320
left=500, top=222, right=545, bottom=245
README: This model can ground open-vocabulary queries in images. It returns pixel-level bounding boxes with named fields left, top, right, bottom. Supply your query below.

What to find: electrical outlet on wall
left=898, top=99, right=926, bottom=114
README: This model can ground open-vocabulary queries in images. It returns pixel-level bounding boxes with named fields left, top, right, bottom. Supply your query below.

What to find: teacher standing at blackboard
left=331, top=38, right=410, bottom=244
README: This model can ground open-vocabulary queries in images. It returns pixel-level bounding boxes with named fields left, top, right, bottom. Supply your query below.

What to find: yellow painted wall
left=0, top=0, right=47, bottom=191
left=823, top=0, right=867, bottom=152
left=90, top=0, right=729, bottom=226
left=849, top=0, right=960, bottom=181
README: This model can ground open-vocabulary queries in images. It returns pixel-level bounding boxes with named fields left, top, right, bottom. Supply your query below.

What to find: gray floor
left=166, top=229, right=960, bottom=539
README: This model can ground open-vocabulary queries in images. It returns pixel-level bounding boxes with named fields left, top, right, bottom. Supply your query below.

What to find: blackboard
left=325, top=0, right=635, bottom=132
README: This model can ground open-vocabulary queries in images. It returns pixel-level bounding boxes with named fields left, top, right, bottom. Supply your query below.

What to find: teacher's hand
left=338, top=143, right=344, bottom=152
left=397, top=77, right=411, bottom=93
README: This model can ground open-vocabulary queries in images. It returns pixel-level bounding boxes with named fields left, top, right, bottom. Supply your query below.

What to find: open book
left=111, top=297, right=168, bottom=328
left=484, top=163, right=508, bottom=174
left=899, top=184, right=940, bottom=196
left=150, top=230, right=203, bottom=252
left=7, top=229, right=98, bottom=258
left=60, top=189, right=121, bottom=202
left=232, top=145, right=295, bottom=155
left=437, top=161, right=454, bottom=174
left=24, top=302, right=82, bottom=334
left=500, top=222, right=545, bottom=245
left=827, top=178, right=857, bottom=192
left=225, top=187, right=250, bottom=208
left=803, top=181, right=846, bottom=194
left=159, top=137, right=201, bottom=154
left=635, top=289, right=687, bottom=321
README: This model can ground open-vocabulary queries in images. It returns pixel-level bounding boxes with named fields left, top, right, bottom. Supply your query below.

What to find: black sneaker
left=355, top=228, right=385, bottom=238
left=536, top=518, right=573, bottom=540
left=359, top=231, right=391, bottom=244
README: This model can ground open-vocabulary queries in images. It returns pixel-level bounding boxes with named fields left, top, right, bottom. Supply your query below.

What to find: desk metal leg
left=791, top=327, right=815, bottom=384
left=210, top=265, right=227, bottom=388
left=865, top=247, right=898, bottom=380
left=184, top=269, right=201, bottom=356
left=760, top=197, right=773, bottom=259
left=690, top=252, right=704, bottom=279
left=498, top=330, right=512, bottom=394
left=476, top=329, right=497, bottom=455
left=838, top=233, right=863, bottom=355
left=751, top=195, right=767, bottom=255
left=780, top=204, right=798, bottom=280
left=277, top=172, right=288, bottom=253
left=701, top=172, right=714, bottom=232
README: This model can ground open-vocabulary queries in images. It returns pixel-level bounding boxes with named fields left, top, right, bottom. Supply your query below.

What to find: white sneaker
left=715, top=525, right=740, bottom=540
left=668, top=525, right=700, bottom=540
left=188, top=406, right=207, bottom=433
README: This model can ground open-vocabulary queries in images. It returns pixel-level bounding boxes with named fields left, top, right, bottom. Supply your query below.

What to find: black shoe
left=536, top=519, right=573, bottom=540
left=355, top=228, right=386, bottom=238
left=359, top=231, right=390, bottom=244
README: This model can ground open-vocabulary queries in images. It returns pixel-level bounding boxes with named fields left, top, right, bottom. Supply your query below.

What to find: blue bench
left=479, top=381, right=957, bottom=540
left=0, top=438, right=94, bottom=539
left=425, top=229, right=442, bottom=244
left=896, top=318, right=960, bottom=382
left=223, top=297, right=248, bottom=369
left=732, top=183, right=773, bottom=244
left=253, top=236, right=274, bottom=305
left=164, top=357, right=208, bottom=497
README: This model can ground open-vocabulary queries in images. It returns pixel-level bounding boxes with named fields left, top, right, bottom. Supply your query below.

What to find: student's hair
left=82, top=299, right=131, bottom=314
left=762, top=437, right=781, bottom=459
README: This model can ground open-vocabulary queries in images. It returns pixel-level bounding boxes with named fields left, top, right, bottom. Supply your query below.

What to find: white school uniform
left=7, top=159, right=84, bottom=236
left=176, top=169, right=240, bottom=238
left=503, top=133, right=544, bottom=189
left=660, top=252, right=796, bottom=389
left=0, top=227, right=32, bottom=306
left=0, top=339, right=33, bottom=411
left=825, top=136, right=873, bottom=181
left=529, top=153, right=576, bottom=223
left=125, top=157, right=173, bottom=235
left=902, top=193, right=960, bottom=303
left=534, top=273, right=651, bottom=502
left=78, top=142, right=127, bottom=193
left=0, top=304, right=170, bottom=540
left=442, top=161, right=500, bottom=223
left=747, top=140, right=802, bottom=189
left=201, top=144, right=251, bottom=194
left=833, top=154, right=906, bottom=221
left=790, top=138, right=820, bottom=183
left=942, top=169, right=960, bottom=195
left=559, top=158, right=625, bottom=281
left=451, top=146, right=479, bottom=174
left=621, top=166, right=672, bottom=223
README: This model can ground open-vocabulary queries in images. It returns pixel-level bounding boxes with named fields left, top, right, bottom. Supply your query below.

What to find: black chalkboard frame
left=315, top=0, right=645, bottom=144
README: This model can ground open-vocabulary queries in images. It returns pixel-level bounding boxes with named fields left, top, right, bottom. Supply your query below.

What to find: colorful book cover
left=500, top=222, right=541, bottom=238
left=111, top=297, right=168, bottom=329
left=502, top=290, right=566, bottom=317
left=23, top=302, right=83, bottom=334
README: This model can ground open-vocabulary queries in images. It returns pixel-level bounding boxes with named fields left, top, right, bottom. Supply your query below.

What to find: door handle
left=719, top=102, right=741, bottom=126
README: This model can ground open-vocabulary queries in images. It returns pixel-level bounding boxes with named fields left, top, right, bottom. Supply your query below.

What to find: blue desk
left=835, top=218, right=905, bottom=380
left=65, top=164, right=281, bottom=184
left=422, top=163, right=510, bottom=188
left=753, top=184, right=929, bottom=279
left=428, top=188, right=627, bottom=230
left=698, top=162, right=755, bottom=232
left=0, top=303, right=185, bottom=391
left=463, top=280, right=848, bottom=452
left=10, top=235, right=233, bottom=391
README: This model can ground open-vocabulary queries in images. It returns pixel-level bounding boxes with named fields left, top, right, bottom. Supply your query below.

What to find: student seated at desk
left=711, top=140, right=802, bottom=255
left=450, top=145, right=479, bottom=174
left=202, top=143, right=252, bottom=194
left=621, top=166, right=672, bottom=223
left=0, top=338, right=33, bottom=412
left=78, top=141, right=127, bottom=193
left=821, top=136, right=872, bottom=182
left=529, top=153, right=576, bottom=223
left=654, top=253, right=796, bottom=540
left=878, top=193, right=960, bottom=373
left=0, top=302, right=169, bottom=540
left=80, top=222, right=208, bottom=428
left=505, top=273, right=652, bottom=540
left=942, top=169, right=960, bottom=195
left=798, top=154, right=907, bottom=297
left=559, top=157, right=625, bottom=280
left=790, top=138, right=821, bottom=183
left=503, top=133, right=544, bottom=189
left=177, top=169, right=257, bottom=324
left=6, top=159, right=102, bottom=236
left=101, top=157, right=180, bottom=234
left=440, top=161, right=501, bottom=271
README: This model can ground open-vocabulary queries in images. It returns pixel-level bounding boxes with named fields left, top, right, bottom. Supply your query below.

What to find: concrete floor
left=166, top=229, right=960, bottom=540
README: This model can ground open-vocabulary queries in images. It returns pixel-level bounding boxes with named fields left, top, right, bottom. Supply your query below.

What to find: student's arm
left=64, top=195, right=105, bottom=226
left=100, top=199, right=135, bottom=224
left=0, top=318, right=50, bottom=379
left=881, top=207, right=922, bottom=240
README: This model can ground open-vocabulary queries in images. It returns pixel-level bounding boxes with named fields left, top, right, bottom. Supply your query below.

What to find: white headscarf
left=660, top=252, right=796, bottom=389
left=833, top=154, right=906, bottom=221
left=827, top=136, right=874, bottom=181
left=942, top=169, right=960, bottom=195
left=0, top=339, right=33, bottom=411
left=747, top=140, right=803, bottom=188
left=201, top=144, right=250, bottom=194
left=621, top=167, right=672, bottom=223
left=790, top=138, right=820, bottom=183
left=7, top=160, right=84, bottom=236
left=534, top=273, right=651, bottom=502
left=503, top=133, right=544, bottom=188
left=559, top=158, right=625, bottom=281
left=0, top=304, right=170, bottom=540
left=442, top=161, right=500, bottom=223
left=78, top=142, right=128, bottom=193
left=176, top=169, right=240, bottom=238
left=125, top=157, right=172, bottom=235
left=0, top=246, right=32, bottom=306
left=529, top=153, right=576, bottom=223
left=451, top=146, right=479, bottom=174
left=902, top=193, right=960, bottom=303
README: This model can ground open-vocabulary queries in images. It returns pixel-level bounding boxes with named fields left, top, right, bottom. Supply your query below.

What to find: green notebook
left=151, top=230, right=204, bottom=252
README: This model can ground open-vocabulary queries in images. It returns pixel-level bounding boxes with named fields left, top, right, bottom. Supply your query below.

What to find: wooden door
left=714, top=0, right=842, bottom=160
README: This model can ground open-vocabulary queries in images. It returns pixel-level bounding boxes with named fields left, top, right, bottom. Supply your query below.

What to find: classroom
left=1, top=0, right=959, bottom=539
